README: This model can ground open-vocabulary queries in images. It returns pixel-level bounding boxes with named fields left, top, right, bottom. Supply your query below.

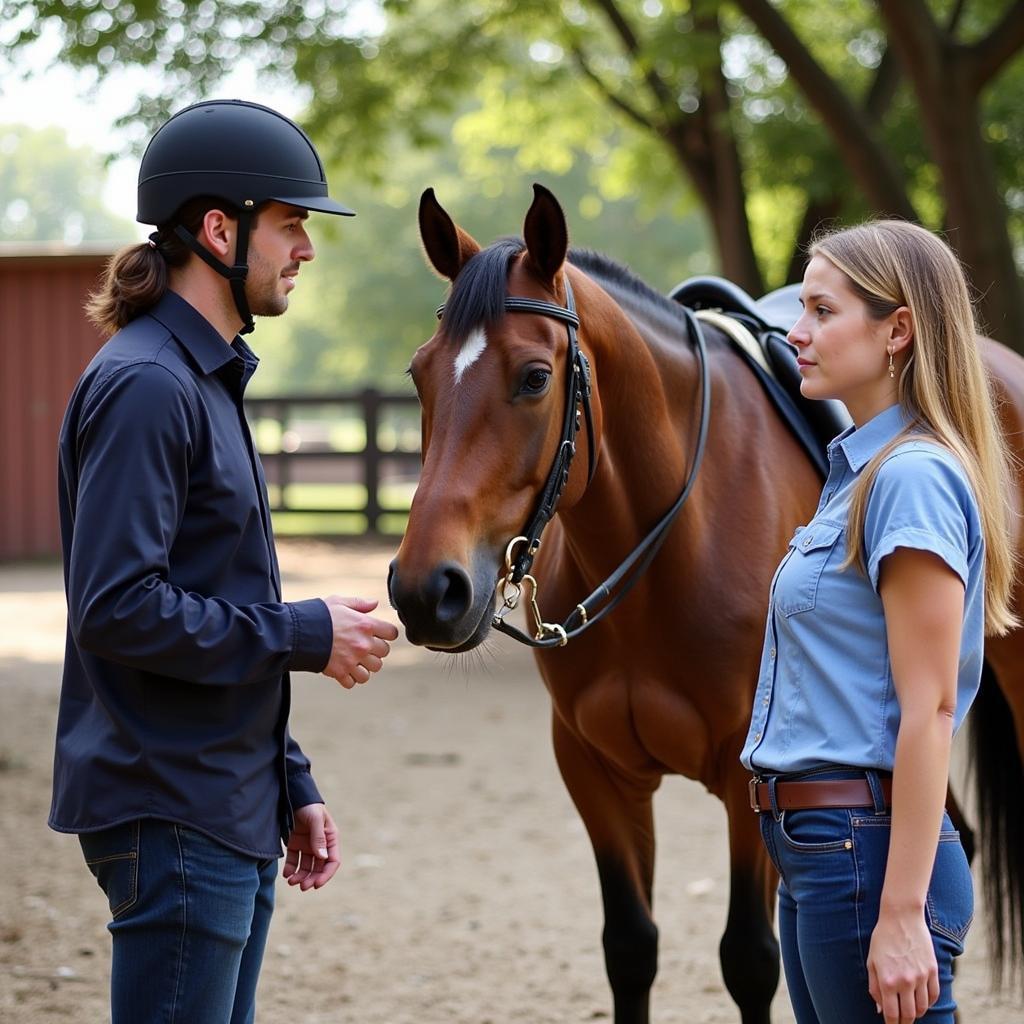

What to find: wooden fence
left=245, top=390, right=421, bottom=536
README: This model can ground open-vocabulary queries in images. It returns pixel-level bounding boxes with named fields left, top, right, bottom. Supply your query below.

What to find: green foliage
left=0, top=123, right=134, bottom=241
left=5, top=0, right=1020, bottom=310
left=249, top=132, right=711, bottom=394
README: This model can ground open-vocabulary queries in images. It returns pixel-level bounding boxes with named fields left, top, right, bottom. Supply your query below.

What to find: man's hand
left=322, top=595, right=399, bottom=688
left=283, top=802, right=340, bottom=891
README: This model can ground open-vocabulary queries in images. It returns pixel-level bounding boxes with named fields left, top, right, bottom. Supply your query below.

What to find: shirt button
left=763, top=697, right=769, bottom=706
left=802, top=535, right=813, bottom=547
left=770, top=647, right=776, bottom=659
left=754, top=732, right=762, bottom=741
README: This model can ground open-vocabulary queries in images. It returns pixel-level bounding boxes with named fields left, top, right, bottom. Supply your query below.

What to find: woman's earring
left=888, top=349, right=895, bottom=379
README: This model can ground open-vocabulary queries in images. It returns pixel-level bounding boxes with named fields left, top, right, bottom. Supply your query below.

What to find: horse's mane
left=567, top=247, right=690, bottom=326
left=440, top=237, right=689, bottom=346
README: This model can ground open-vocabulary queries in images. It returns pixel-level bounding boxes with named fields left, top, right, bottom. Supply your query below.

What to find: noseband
left=435, top=271, right=711, bottom=648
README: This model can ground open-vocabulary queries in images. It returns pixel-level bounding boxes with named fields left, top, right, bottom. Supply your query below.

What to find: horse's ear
left=523, top=183, right=568, bottom=285
left=419, top=188, right=480, bottom=281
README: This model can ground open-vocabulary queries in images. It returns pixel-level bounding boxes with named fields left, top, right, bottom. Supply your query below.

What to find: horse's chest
left=553, top=671, right=709, bottom=780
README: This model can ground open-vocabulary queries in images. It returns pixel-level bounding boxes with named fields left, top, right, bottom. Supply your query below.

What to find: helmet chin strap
left=172, top=209, right=255, bottom=335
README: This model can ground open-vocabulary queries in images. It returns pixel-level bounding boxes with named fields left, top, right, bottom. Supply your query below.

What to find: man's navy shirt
left=50, top=290, right=334, bottom=858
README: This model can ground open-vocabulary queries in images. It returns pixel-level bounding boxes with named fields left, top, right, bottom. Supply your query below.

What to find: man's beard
left=245, top=252, right=293, bottom=318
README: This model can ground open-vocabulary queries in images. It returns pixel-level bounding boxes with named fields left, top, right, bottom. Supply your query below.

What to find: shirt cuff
left=287, top=598, right=333, bottom=672
left=287, top=768, right=324, bottom=810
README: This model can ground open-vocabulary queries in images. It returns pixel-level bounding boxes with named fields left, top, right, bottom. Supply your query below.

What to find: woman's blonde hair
left=811, top=219, right=1018, bottom=636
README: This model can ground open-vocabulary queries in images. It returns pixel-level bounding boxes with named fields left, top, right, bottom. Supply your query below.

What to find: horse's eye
left=521, top=368, right=551, bottom=395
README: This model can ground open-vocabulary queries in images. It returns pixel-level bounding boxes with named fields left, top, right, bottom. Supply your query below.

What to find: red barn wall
left=0, top=246, right=114, bottom=561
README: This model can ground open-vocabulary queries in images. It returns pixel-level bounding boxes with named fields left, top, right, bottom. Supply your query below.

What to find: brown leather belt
left=749, top=776, right=892, bottom=813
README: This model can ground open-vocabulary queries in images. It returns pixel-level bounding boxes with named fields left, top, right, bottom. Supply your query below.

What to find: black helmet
left=137, top=99, right=354, bottom=224
left=138, top=99, right=354, bottom=334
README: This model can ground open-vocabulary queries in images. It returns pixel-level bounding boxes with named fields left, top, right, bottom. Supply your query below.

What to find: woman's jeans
left=79, top=819, right=277, bottom=1024
left=757, top=769, right=974, bottom=1024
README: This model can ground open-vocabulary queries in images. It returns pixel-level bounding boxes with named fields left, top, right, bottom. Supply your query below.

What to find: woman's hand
left=867, top=906, right=939, bottom=1023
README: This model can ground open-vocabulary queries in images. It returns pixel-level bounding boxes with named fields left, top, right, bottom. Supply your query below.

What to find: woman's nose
left=787, top=313, right=810, bottom=348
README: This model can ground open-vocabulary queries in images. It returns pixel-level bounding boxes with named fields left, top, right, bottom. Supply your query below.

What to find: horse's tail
left=971, top=660, right=1024, bottom=988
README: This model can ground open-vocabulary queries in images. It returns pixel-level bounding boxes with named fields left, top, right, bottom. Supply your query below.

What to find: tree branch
left=737, top=0, right=915, bottom=217
left=571, top=45, right=657, bottom=132
left=864, top=46, right=900, bottom=121
left=588, top=0, right=681, bottom=121
left=966, top=1, right=1024, bottom=92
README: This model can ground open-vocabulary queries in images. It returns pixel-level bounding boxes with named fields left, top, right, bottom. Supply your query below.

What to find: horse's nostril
left=435, top=565, right=472, bottom=623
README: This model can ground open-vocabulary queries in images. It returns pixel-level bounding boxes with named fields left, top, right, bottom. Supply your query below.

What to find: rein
left=435, top=273, right=711, bottom=649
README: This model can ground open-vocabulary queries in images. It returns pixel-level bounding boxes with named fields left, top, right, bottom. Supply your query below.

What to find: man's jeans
left=79, top=819, right=277, bottom=1024
left=757, top=769, right=974, bottom=1024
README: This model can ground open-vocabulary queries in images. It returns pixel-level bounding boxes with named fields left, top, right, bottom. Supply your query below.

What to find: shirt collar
left=148, top=290, right=240, bottom=377
left=829, top=403, right=912, bottom=473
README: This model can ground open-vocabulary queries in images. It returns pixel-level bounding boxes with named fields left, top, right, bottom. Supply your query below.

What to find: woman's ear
left=889, top=306, right=914, bottom=355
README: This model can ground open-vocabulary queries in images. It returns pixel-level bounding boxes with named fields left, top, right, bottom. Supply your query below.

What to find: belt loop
left=767, top=776, right=783, bottom=821
left=866, top=770, right=887, bottom=814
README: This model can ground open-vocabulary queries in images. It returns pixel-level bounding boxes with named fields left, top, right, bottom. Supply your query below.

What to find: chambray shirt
left=50, top=290, right=334, bottom=858
left=741, top=404, right=985, bottom=775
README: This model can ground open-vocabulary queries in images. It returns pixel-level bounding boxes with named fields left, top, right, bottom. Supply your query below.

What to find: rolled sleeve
left=865, top=445, right=976, bottom=592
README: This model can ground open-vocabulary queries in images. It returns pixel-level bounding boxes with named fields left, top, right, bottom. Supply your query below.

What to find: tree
left=0, top=124, right=134, bottom=242
left=251, top=128, right=711, bottom=393
left=6, top=0, right=1022, bottom=345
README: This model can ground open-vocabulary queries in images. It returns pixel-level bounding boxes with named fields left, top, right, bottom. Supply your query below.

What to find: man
left=49, top=99, right=399, bottom=1023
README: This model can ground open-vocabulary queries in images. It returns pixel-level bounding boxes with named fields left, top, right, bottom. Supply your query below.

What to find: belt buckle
left=748, top=776, right=762, bottom=813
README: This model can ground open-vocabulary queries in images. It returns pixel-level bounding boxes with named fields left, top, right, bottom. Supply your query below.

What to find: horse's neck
left=557, top=304, right=706, bottom=567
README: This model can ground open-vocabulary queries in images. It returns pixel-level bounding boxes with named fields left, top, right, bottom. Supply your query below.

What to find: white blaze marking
left=454, top=327, right=487, bottom=384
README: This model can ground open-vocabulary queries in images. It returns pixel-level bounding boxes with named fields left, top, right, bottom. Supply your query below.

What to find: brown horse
left=387, top=184, right=1024, bottom=1022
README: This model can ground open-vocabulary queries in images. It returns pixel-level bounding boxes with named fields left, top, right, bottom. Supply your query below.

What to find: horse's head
left=388, top=185, right=598, bottom=651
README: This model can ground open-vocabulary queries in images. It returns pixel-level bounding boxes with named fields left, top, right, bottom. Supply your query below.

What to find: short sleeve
left=864, top=444, right=976, bottom=592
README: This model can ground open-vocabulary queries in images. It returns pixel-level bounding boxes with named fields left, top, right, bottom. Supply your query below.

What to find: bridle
left=435, top=269, right=712, bottom=649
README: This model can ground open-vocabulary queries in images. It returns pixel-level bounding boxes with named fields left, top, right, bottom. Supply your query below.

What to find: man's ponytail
left=86, top=242, right=169, bottom=337
left=85, top=197, right=237, bottom=338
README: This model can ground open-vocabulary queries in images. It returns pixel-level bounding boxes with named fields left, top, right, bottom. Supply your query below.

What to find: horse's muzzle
left=387, top=556, right=496, bottom=651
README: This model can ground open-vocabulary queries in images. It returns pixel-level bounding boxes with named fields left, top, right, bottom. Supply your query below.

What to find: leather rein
left=435, top=272, right=712, bottom=649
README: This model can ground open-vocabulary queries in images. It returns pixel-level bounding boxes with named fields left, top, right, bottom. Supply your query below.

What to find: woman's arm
left=870, top=546, right=965, bottom=1024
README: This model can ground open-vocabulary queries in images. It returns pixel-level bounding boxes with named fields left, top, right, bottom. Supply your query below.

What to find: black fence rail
left=245, top=391, right=421, bottom=536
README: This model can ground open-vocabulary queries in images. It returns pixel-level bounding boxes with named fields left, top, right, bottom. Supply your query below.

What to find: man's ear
left=197, top=209, right=235, bottom=260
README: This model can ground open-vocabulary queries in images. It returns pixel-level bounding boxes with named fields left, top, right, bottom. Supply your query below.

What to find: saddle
left=669, top=275, right=851, bottom=479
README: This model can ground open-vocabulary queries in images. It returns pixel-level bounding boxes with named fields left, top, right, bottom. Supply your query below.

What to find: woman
left=741, top=220, right=1017, bottom=1024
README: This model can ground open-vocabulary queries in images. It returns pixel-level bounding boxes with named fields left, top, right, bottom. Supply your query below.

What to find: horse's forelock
left=442, top=237, right=525, bottom=346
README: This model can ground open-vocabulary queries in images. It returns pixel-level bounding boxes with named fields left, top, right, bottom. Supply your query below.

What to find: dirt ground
left=0, top=539, right=1019, bottom=1023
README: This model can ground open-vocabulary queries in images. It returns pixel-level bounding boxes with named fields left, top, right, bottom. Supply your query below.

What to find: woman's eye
left=816, top=306, right=830, bottom=318
left=521, top=368, right=551, bottom=394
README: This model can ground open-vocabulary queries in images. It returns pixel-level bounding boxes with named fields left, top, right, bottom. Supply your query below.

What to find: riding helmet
left=137, top=98, right=354, bottom=225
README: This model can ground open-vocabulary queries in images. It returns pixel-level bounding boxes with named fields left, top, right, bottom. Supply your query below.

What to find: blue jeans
left=79, top=819, right=277, bottom=1024
left=757, top=770, right=973, bottom=1024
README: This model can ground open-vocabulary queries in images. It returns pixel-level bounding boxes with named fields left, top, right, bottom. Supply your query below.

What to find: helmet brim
left=272, top=195, right=356, bottom=217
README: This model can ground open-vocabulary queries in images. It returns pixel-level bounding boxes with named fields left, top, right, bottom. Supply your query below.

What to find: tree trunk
left=877, top=0, right=1024, bottom=350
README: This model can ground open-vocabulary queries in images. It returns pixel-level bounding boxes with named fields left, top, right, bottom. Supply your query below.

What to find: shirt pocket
left=774, top=522, right=843, bottom=618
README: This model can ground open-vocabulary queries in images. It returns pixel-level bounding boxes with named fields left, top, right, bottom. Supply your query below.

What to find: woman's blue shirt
left=741, top=403, right=985, bottom=774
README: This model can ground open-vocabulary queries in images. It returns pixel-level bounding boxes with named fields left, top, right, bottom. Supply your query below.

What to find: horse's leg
left=720, top=770, right=780, bottom=1024
left=552, top=714, right=658, bottom=1024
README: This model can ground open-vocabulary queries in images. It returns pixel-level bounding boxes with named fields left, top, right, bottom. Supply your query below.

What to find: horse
left=386, top=183, right=1024, bottom=1022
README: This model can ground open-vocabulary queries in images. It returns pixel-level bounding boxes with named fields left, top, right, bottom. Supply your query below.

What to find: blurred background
left=1, top=0, right=1022, bottom=551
